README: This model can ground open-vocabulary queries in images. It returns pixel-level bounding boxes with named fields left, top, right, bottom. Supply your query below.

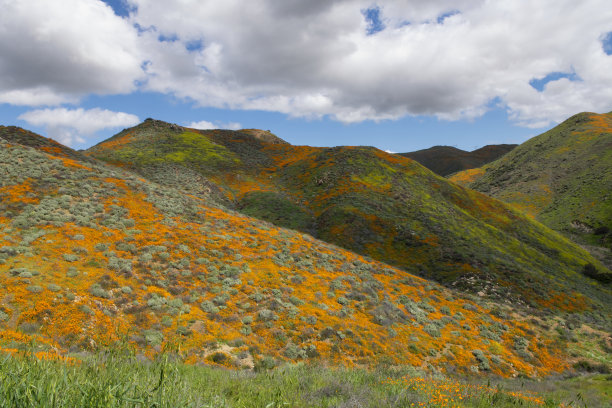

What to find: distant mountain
left=86, top=119, right=611, bottom=311
left=399, top=144, right=517, bottom=177
left=450, top=112, right=612, bottom=267
left=0, top=125, right=573, bottom=376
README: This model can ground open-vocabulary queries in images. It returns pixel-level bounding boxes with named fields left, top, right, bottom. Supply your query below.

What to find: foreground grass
left=0, top=351, right=610, bottom=407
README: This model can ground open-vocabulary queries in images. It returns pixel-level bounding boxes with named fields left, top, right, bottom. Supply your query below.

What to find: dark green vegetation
left=399, top=144, right=517, bottom=177
left=450, top=112, right=612, bottom=269
left=86, top=119, right=612, bottom=312
left=237, top=191, right=316, bottom=233
left=1, top=349, right=610, bottom=408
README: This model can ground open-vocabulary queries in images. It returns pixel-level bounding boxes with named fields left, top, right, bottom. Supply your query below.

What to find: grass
left=1, top=349, right=609, bottom=407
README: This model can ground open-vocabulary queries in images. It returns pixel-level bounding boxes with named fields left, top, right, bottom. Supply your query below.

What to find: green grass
left=1, top=350, right=609, bottom=407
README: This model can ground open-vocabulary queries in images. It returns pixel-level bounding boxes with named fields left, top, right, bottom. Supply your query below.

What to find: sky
left=1, top=0, right=611, bottom=153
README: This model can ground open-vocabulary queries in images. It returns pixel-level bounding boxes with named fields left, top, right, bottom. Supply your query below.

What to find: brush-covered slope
left=87, top=120, right=611, bottom=311
left=1, top=127, right=576, bottom=377
left=399, top=144, right=516, bottom=177
left=450, top=112, right=612, bottom=264
left=0, top=125, right=96, bottom=164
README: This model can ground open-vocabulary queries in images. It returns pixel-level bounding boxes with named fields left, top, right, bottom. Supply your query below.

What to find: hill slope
left=399, top=144, right=516, bottom=176
left=1, top=126, right=578, bottom=377
left=86, top=120, right=611, bottom=311
left=449, top=112, right=612, bottom=266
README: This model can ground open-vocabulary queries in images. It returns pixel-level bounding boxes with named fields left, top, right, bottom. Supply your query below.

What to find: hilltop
left=399, top=144, right=517, bottom=177
left=1, top=125, right=577, bottom=377
left=449, top=112, right=612, bottom=267
left=86, top=119, right=611, bottom=312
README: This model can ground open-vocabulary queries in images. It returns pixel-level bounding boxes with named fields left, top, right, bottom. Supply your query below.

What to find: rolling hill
left=399, top=144, right=516, bottom=177
left=449, top=112, right=612, bottom=267
left=86, top=119, right=611, bottom=312
left=0, top=125, right=579, bottom=377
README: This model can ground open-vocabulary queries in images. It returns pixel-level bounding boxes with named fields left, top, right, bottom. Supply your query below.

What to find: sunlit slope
left=399, top=144, right=516, bottom=177
left=87, top=120, right=611, bottom=310
left=450, top=112, right=612, bottom=261
left=1, top=128, right=572, bottom=376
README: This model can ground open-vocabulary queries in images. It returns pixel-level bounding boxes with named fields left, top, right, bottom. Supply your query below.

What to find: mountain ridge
left=85, top=119, right=611, bottom=311
left=399, top=144, right=517, bottom=176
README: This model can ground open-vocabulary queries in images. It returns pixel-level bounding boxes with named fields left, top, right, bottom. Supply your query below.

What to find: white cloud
left=224, top=122, right=242, bottom=130
left=0, top=0, right=143, bottom=105
left=188, top=120, right=216, bottom=129
left=19, top=107, right=140, bottom=147
left=130, top=0, right=612, bottom=127
left=2, top=0, right=612, bottom=129
left=188, top=120, right=242, bottom=130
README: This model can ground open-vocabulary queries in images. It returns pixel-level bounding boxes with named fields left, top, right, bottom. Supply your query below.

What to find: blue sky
left=1, top=0, right=611, bottom=152
left=1, top=92, right=540, bottom=152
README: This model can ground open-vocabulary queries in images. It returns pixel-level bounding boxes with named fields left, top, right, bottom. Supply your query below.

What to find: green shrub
left=423, top=323, right=441, bottom=338
left=66, top=268, right=79, bottom=278
left=90, top=284, right=110, bottom=299
left=200, top=301, right=219, bottom=314
left=572, top=360, right=611, bottom=374
left=210, top=352, right=228, bottom=364
left=257, top=309, right=277, bottom=321
left=63, top=254, right=79, bottom=262
left=581, top=263, right=611, bottom=283
left=254, top=356, right=276, bottom=371
left=472, top=349, right=490, bottom=371
left=94, top=243, right=108, bottom=252
left=143, top=330, right=163, bottom=346
left=283, top=342, right=305, bottom=360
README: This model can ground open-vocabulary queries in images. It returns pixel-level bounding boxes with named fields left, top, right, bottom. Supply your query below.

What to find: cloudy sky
left=1, top=0, right=611, bottom=151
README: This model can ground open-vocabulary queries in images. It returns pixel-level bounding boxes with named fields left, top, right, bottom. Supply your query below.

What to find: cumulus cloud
left=187, top=120, right=242, bottom=130
left=19, top=107, right=140, bottom=146
left=0, top=0, right=143, bottom=105
left=1, top=0, right=612, bottom=129
left=129, top=0, right=612, bottom=127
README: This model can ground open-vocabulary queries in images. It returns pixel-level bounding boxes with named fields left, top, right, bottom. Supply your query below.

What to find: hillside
left=1, top=126, right=580, bottom=377
left=86, top=120, right=611, bottom=312
left=399, top=144, right=517, bottom=177
left=449, top=112, right=612, bottom=267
